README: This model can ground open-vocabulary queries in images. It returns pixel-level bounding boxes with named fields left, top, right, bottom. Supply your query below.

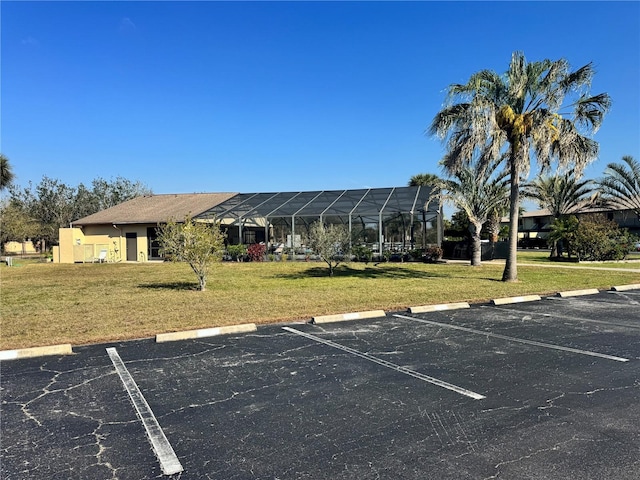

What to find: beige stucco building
left=54, top=193, right=236, bottom=263
left=3, top=240, right=38, bottom=255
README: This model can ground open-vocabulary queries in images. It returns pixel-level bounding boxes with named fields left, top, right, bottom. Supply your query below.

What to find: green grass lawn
left=516, top=249, right=640, bottom=267
left=1, top=258, right=639, bottom=350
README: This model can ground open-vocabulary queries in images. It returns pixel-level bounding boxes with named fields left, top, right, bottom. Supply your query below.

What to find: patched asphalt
left=1, top=289, right=639, bottom=479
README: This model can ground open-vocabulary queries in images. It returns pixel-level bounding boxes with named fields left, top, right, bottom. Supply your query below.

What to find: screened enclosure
left=196, top=186, right=440, bottom=257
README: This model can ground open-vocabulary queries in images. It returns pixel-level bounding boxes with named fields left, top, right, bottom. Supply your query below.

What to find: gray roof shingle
left=72, top=193, right=238, bottom=226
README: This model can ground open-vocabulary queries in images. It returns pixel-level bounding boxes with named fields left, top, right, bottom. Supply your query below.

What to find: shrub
left=409, top=246, right=442, bottom=263
left=226, top=244, right=247, bottom=262
left=568, top=214, right=636, bottom=261
left=352, top=245, right=373, bottom=263
left=423, top=246, right=443, bottom=263
left=247, top=243, right=266, bottom=262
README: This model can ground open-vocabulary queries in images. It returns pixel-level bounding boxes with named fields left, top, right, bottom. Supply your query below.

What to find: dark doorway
left=126, top=233, right=137, bottom=261
left=147, top=227, right=161, bottom=259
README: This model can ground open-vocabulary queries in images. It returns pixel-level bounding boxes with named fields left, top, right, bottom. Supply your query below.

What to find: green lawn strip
left=517, top=250, right=640, bottom=267
left=1, top=261, right=638, bottom=350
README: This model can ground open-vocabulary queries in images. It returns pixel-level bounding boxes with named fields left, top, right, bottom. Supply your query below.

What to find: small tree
left=548, top=215, right=579, bottom=259
left=308, top=222, right=351, bottom=276
left=157, top=216, right=225, bottom=291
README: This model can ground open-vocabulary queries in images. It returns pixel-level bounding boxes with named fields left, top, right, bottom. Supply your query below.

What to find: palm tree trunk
left=549, top=215, right=559, bottom=258
left=502, top=158, right=519, bottom=282
left=470, top=221, right=482, bottom=266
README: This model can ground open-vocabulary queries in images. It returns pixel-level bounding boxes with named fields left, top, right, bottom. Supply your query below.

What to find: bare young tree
left=308, top=222, right=351, bottom=276
left=157, top=216, right=225, bottom=291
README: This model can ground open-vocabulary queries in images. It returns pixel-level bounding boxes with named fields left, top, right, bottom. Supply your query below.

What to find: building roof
left=72, top=193, right=238, bottom=226
left=197, top=186, right=437, bottom=223
left=519, top=202, right=637, bottom=219
left=501, top=201, right=639, bottom=223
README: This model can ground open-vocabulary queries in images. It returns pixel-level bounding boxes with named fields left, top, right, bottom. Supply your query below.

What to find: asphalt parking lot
left=1, top=289, right=639, bottom=479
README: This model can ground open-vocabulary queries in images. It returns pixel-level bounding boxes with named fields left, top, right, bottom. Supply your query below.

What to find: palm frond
left=573, top=93, right=612, bottom=132
left=428, top=103, right=471, bottom=138
left=550, top=118, right=599, bottom=173
left=597, top=156, right=640, bottom=214
left=535, top=58, right=569, bottom=111
left=560, top=62, right=594, bottom=92
left=524, top=170, right=595, bottom=216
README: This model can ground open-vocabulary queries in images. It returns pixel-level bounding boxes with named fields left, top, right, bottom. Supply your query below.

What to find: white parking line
left=393, top=315, right=630, bottom=363
left=106, top=348, right=184, bottom=476
left=482, top=305, right=640, bottom=330
left=282, top=327, right=485, bottom=400
left=608, top=290, right=640, bottom=305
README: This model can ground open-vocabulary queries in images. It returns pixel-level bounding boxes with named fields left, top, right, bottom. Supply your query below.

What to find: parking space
left=1, top=289, right=639, bottom=479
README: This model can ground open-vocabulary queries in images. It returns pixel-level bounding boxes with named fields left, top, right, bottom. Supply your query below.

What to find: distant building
left=3, top=240, right=38, bottom=255
left=508, top=203, right=640, bottom=248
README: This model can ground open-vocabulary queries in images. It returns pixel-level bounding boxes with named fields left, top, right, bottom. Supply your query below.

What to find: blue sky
left=2, top=1, right=639, bottom=197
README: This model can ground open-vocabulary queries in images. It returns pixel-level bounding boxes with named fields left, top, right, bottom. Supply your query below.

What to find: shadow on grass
left=274, top=264, right=452, bottom=280
left=138, top=281, right=198, bottom=291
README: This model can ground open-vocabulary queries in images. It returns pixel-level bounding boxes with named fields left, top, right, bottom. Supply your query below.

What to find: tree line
left=1, top=166, right=152, bottom=250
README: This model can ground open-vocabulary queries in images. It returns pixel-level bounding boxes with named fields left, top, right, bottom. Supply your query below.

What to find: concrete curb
left=611, top=284, right=640, bottom=292
left=557, top=288, right=600, bottom=298
left=311, top=310, right=386, bottom=324
left=0, top=344, right=73, bottom=361
left=409, top=302, right=470, bottom=314
left=156, top=323, right=257, bottom=343
left=491, top=295, right=541, bottom=306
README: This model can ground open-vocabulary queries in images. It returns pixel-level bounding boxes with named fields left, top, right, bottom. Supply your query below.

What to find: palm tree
left=437, top=161, right=509, bottom=266
left=430, top=51, right=610, bottom=281
left=408, top=172, right=442, bottom=248
left=485, top=201, right=509, bottom=254
left=596, top=155, right=640, bottom=218
left=522, top=170, right=595, bottom=257
left=0, top=154, right=15, bottom=191
left=408, top=173, right=440, bottom=187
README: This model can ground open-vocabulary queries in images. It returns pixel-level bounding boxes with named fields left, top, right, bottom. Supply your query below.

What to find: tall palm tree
left=596, top=155, right=640, bottom=218
left=522, top=171, right=596, bottom=257
left=0, top=154, right=15, bottom=191
left=430, top=51, right=610, bottom=281
left=437, top=161, right=509, bottom=266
